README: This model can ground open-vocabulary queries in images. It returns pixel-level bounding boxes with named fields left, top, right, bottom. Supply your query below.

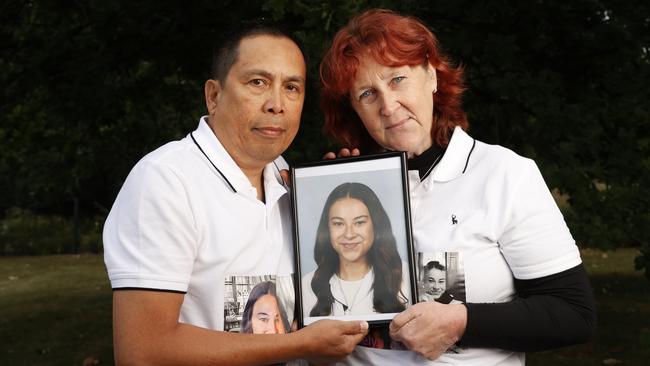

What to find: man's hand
left=323, top=148, right=361, bottom=160
left=114, top=291, right=368, bottom=365
left=389, top=302, right=467, bottom=360
left=297, top=319, right=369, bottom=365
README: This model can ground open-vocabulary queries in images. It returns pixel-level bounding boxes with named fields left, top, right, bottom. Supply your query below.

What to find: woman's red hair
left=320, top=9, right=468, bottom=151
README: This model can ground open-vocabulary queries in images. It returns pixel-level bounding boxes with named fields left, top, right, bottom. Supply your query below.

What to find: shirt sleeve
left=103, top=158, right=198, bottom=292
left=458, top=263, right=597, bottom=351
left=498, top=158, right=581, bottom=279
left=458, top=157, right=596, bottom=350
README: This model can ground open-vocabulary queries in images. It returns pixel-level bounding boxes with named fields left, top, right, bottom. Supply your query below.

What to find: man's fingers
left=351, top=148, right=360, bottom=156
left=342, top=320, right=369, bottom=336
left=290, top=319, right=298, bottom=332
left=338, top=148, right=351, bottom=157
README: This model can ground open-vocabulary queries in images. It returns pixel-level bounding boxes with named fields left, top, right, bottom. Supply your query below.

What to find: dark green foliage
left=0, top=208, right=103, bottom=255
left=1, top=1, right=648, bottom=274
left=0, top=208, right=73, bottom=255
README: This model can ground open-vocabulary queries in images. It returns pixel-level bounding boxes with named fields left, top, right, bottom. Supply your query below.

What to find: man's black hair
left=211, top=19, right=305, bottom=83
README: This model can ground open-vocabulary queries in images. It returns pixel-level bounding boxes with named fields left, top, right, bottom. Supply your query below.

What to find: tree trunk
left=73, top=197, right=80, bottom=253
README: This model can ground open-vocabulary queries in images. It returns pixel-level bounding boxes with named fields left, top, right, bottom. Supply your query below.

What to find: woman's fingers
left=322, top=148, right=361, bottom=160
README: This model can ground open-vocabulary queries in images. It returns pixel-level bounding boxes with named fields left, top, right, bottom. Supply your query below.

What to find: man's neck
left=207, top=117, right=267, bottom=202
left=238, top=164, right=266, bottom=202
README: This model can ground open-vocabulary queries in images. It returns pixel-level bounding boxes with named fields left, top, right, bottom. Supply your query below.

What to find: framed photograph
left=291, top=152, right=416, bottom=327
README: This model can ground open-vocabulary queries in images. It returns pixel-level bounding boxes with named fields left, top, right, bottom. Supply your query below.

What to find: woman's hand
left=323, top=148, right=361, bottom=160
left=389, top=302, right=467, bottom=360
left=280, top=148, right=361, bottom=186
left=280, top=169, right=291, bottom=187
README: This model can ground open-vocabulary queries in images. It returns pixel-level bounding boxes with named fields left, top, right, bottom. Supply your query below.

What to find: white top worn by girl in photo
left=301, top=262, right=411, bottom=323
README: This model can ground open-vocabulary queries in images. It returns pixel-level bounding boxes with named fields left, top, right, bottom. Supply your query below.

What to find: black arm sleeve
left=456, top=263, right=596, bottom=351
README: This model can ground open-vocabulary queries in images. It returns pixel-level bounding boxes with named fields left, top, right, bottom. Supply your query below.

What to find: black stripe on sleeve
left=112, top=287, right=187, bottom=295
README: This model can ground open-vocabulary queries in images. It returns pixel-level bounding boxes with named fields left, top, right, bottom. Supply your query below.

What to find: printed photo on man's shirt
left=416, top=252, right=466, bottom=304
left=223, top=275, right=295, bottom=334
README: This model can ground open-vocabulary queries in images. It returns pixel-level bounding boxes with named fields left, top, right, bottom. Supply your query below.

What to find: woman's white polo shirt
left=344, top=127, right=582, bottom=365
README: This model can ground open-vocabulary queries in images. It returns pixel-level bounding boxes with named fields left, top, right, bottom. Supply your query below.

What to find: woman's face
left=349, top=54, right=437, bottom=157
left=328, top=197, right=375, bottom=265
left=422, top=267, right=446, bottom=299
left=251, top=294, right=286, bottom=334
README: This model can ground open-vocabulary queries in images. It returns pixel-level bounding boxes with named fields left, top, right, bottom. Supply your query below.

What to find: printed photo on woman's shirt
left=416, top=252, right=466, bottom=304
left=223, top=275, right=295, bottom=334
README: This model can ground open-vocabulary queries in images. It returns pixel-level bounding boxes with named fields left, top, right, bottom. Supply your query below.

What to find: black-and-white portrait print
left=416, top=252, right=466, bottom=304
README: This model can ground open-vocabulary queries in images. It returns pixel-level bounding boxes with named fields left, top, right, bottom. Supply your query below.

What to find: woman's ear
left=427, top=64, right=438, bottom=93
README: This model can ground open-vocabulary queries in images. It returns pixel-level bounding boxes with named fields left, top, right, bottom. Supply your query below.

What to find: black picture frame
left=291, top=152, right=417, bottom=327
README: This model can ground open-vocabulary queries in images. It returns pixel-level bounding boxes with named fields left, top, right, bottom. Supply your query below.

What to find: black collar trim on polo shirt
left=191, top=132, right=287, bottom=194
left=190, top=132, right=237, bottom=193
left=408, top=143, right=446, bottom=180
left=462, top=139, right=476, bottom=174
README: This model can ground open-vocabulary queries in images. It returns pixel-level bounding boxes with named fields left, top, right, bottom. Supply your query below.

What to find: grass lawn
left=0, top=248, right=648, bottom=365
left=0, top=255, right=113, bottom=365
left=527, top=248, right=650, bottom=366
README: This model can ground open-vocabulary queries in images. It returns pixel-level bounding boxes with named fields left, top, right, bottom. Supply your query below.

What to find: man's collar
left=191, top=116, right=288, bottom=199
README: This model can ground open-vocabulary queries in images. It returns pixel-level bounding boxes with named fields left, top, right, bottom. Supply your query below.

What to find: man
left=103, top=23, right=368, bottom=365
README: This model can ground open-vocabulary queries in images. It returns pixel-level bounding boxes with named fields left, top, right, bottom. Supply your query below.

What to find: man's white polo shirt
left=344, top=127, right=582, bottom=365
left=103, top=116, right=295, bottom=331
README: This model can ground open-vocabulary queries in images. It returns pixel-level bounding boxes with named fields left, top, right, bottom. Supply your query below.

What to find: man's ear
left=204, top=79, right=222, bottom=115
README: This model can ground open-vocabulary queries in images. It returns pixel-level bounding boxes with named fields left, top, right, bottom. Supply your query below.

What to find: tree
left=1, top=0, right=648, bottom=277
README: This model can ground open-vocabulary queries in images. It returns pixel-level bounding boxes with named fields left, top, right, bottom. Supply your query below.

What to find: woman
left=240, top=281, right=288, bottom=334
left=419, top=260, right=446, bottom=302
left=302, top=182, right=409, bottom=318
left=319, top=9, right=596, bottom=365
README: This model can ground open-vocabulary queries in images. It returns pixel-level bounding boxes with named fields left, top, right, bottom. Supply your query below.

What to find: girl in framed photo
left=302, top=182, right=409, bottom=317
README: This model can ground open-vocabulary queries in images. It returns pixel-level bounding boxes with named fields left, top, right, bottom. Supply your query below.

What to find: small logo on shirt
left=451, top=214, right=458, bottom=225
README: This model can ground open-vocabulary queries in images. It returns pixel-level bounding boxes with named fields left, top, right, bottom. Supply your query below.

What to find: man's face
left=206, top=35, right=306, bottom=170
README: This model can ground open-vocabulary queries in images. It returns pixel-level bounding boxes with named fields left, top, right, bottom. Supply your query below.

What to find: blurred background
left=1, top=0, right=648, bottom=364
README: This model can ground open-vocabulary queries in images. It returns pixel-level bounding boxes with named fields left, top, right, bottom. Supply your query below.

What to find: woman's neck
left=408, top=142, right=445, bottom=180
left=338, top=260, right=371, bottom=281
